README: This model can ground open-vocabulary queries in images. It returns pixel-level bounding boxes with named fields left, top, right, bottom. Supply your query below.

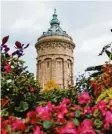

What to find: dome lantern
left=38, top=9, right=70, bottom=39
left=50, top=8, right=60, bottom=26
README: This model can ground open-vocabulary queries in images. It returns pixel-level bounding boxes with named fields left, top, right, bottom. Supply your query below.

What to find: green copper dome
left=39, top=9, right=69, bottom=39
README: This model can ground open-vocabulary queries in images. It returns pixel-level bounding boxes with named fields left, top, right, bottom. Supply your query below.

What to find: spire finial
left=50, top=9, right=60, bottom=26
left=54, top=8, right=56, bottom=14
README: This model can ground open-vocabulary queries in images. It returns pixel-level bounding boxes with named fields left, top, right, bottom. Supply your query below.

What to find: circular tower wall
left=35, top=9, right=75, bottom=89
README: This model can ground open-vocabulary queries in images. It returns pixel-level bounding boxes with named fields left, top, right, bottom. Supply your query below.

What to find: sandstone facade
left=35, top=9, right=75, bottom=89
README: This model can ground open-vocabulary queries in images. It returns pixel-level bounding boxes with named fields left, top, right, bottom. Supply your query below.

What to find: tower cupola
left=38, top=8, right=70, bottom=39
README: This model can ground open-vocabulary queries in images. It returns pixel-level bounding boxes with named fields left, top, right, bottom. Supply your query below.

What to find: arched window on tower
left=38, top=60, right=41, bottom=69
left=57, top=61, right=61, bottom=66
left=68, top=62, right=70, bottom=68
left=67, top=59, right=72, bottom=86
left=44, top=58, right=52, bottom=83
left=67, top=59, right=72, bottom=69
left=56, top=58, right=64, bottom=86
left=39, top=63, right=41, bottom=69
left=38, top=60, right=41, bottom=81
left=47, top=61, right=50, bottom=68
left=44, top=58, right=52, bottom=69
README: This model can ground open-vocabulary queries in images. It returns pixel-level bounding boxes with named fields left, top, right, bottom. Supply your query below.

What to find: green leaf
left=43, top=121, right=52, bottom=129
left=25, top=92, right=31, bottom=100
left=93, top=109, right=100, bottom=117
left=53, top=98, right=57, bottom=103
left=86, top=113, right=92, bottom=118
left=73, top=118, right=80, bottom=126
left=6, top=125, right=12, bottom=132
left=75, top=110, right=81, bottom=117
left=1, top=108, right=9, bottom=117
left=94, top=119, right=103, bottom=128
left=95, top=129, right=101, bottom=133
left=15, top=101, right=28, bottom=112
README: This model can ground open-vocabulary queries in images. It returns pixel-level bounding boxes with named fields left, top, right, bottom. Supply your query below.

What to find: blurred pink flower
left=36, top=101, right=53, bottom=120
left=78, top=92, right=91, bottom=105
left=83, top=106, right=91, bottom=115
left=109, top=99, right=112, bottom=111
left=105, top=111, right=112, bottom=126
left=12, top=119, right=27, bottom=131
left=56, top=103, right=68, bottom=123
left=60, top=121, right=77, bottom=134
left=78, top=119, right=95, bottom=134
left=74, top=104, right=83, bottom=111
left=4, top=62, right=11, bottom=75
left=61, top=98, right=70, bottom=105
left=26, top=111, right=37, bottom=124
left=33, top=126, right=44, bottom=134
left=29, top=87, right=35, bottom=92
left=97, top=100, right=107, bottom=116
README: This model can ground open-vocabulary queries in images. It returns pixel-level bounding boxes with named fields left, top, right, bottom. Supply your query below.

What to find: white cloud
left=79, top=35, right=112, bottom=54
left=73, top=20, right=112, bottom=76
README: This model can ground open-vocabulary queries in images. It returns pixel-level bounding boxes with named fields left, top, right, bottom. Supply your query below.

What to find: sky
left=1, top=1, right=112, bottom=80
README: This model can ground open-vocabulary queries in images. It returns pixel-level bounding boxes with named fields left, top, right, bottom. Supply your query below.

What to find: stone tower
left=35, top=9, right=75, bottom=89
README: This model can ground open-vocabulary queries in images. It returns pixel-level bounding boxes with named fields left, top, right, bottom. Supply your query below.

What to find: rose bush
left=38, top=88, right=77, bottom=106
left=1, top=92, right=112, bottom=134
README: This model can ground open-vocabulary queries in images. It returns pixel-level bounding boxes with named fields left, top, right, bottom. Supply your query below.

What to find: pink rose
left=97, top=100, right=107, bottom=116
left=4, top=62, right=12, bottom=75
left=12, top=119, right=27, bottom=131
left=26, top=111, right=37, bottom=124
left=29, top=87, right=35, bottom=92
left=36, top=101, right=53, bottom=120
left=78, top=92, right=91, bottom=105
left=60, top=121, right=77, bottom=134
left=33, top=126, right=44, bottom=134
left=78, top=119, right=95, bottom=134
left=105, top=111, right=112, bottom=126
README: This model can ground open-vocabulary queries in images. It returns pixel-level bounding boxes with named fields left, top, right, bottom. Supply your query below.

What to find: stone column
left=41, top=60, right=45, bottom=89
left=71, top=62, right=74, bottom=85
left=36, top=62, right=39, bottom=80
left=52, top=58, right=56, bottom=80
left=63, top=60, right=68, bottom=88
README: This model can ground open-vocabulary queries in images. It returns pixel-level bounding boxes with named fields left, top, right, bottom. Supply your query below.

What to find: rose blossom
left=33, top=126, right=44, bottom=134
left=78, top=92, right=91, bottom=105
left=60, top=121, right=77, bottom=134
left=12, top=119, right=27, bottom=131
left=78, top=119, right=95, bottom=134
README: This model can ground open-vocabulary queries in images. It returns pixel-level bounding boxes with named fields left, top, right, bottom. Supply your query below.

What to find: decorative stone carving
left=36, top=41, right=74, bottom=52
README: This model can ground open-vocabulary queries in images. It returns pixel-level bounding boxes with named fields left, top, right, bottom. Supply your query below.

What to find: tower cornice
left=35, top=35, right=75, bottom=49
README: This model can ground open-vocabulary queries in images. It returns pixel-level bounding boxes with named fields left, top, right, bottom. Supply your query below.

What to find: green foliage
left=94, top=119, right=103, bottom=129
left=43, top=121, right=52, bottom=129
left=1, top=108, right=9, bottom=117
left=73, top=118, right=80, bottom=126
left=15, top=101, right=29, bottom=112
left=75, top=110, right=81, bottom=118
left=1, top=56, right=40, bottom=117
left=1, top=36, right=41, bottom=117
left=75, top=74, right=93, bottom=97
left=38, top=88, right=77, bottom=105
